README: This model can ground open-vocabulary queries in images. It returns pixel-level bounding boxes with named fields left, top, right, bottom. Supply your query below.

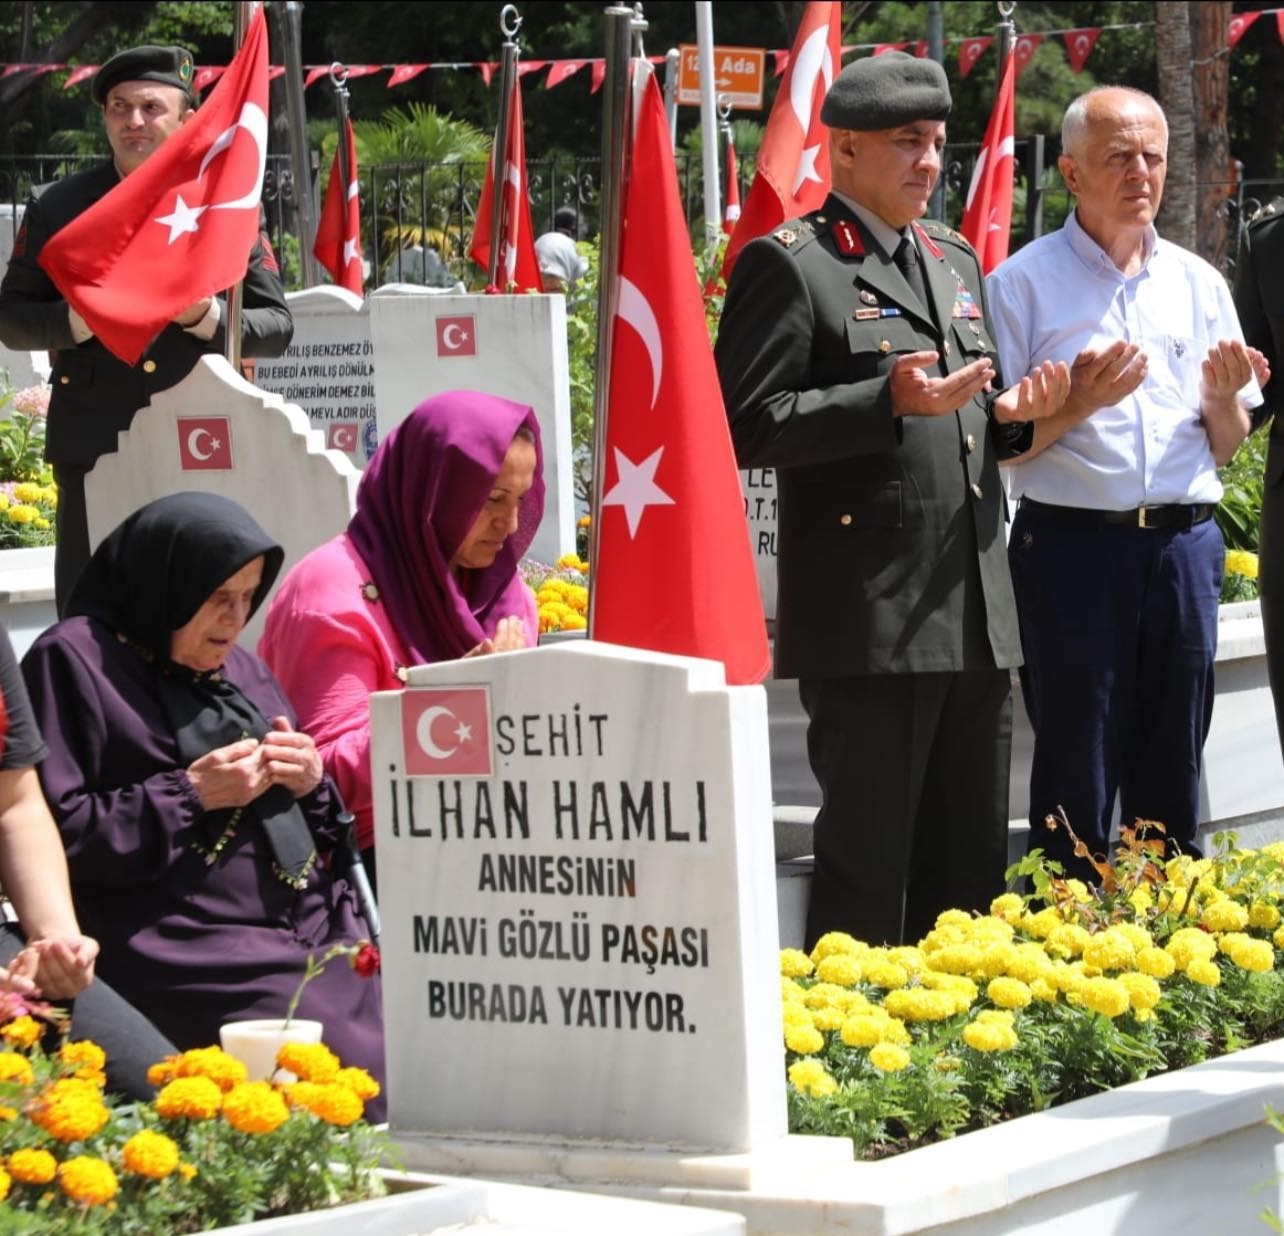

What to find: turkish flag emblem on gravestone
left=177, top=416, right=233, bottom=470
left=435, top=315, right=477, bottom=357
left=402, top=687, right=493, bottom=777
left=327, top=421, right=359, bottom=452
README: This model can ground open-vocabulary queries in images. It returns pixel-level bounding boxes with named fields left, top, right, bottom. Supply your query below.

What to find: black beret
left=820, top=51, right=951, bottom=131
left=93, top=45, right=195, bottom=105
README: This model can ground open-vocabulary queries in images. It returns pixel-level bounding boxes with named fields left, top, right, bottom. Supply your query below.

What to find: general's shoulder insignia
left=913, top=222, right=945, bottom=260
left=774, top=228, right=798, bottom=248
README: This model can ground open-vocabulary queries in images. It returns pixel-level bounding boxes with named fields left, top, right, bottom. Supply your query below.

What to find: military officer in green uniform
left=716, top=52, right=1068, bottom=948
left=1235, top=198, right=1283, bottom=754
left=0, top=44, right=292, bottom=613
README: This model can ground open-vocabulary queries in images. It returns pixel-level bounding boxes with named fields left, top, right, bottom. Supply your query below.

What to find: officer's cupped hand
left=889, top=352, right=994, bottom=418
left=993, top=359, right=1072, bottom=424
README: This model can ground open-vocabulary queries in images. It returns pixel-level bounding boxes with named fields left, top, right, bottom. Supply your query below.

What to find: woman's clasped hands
left=185, top=716, right=323, bottom=810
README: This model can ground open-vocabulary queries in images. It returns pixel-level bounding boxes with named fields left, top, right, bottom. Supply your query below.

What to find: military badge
left=774, top=229, right=798, bottom=248
left=853, top=307, right=879, bottom=320
left=951, top=281, right=982, bottom=319
left=859, top=289, right=878, bottom=304
left=832, top=219, right=866, bottom=256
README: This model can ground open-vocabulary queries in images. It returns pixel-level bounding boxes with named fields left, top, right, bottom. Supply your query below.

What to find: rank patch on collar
left=774, top=228, right=798, bottom=247
left=951, top=281, right=982, bottom=319
left=832, top=219, right=865, bottom=256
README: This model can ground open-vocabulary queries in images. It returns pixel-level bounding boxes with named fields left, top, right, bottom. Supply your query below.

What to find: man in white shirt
left=986, top=86, right=1267, bottom=881
left=534, top=207, right=588, bottom=294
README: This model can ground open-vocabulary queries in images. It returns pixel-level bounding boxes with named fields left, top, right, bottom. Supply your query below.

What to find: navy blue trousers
left=1009, top=507, right=1223, bottom=882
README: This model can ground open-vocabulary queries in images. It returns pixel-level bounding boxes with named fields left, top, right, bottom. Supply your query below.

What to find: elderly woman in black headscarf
left=20, top=493, right=384, bottom=1112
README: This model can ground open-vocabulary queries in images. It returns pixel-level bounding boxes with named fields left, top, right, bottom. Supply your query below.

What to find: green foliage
left=0, top=378, right=55, bottom=549
left=1218, top=425, right=1268, bottom=552
left=563, top=241, right=598, bottom=504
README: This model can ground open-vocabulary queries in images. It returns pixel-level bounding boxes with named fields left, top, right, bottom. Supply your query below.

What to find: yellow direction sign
left=676, top=44, right=765, bottom=109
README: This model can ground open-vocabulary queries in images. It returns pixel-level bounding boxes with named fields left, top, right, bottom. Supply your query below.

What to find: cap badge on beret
left=92, top=44, right=196, bottom=104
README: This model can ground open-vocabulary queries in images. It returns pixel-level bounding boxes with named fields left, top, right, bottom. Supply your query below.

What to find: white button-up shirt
left=986, top=209, right=1261, bottom=508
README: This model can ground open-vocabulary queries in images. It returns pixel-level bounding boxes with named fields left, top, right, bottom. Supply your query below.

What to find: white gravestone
left=251, top=285, right=375, bottom=467
left=371, top=641, right=787, bottom=1161
left=84, top=355, right=359, bottom=647
left=740, top=467, right=777, bottom=621
left=0, top=203, right=51, bottom=390
left=369, top=289, right=575, bottom=566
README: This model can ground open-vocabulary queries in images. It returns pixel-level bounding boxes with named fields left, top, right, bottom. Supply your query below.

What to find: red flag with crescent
left=720, top=1, right=841, bottom=281
left=596, top=64, right=769, bottom=685
left=313, top=117, right=363, bottom=296
left=723, top=132, right=741, bottom=234
left=38, top=5, right=269, bottom=365
left=1061, top=28, right=1102, bottom=74
left=959, top=50, right=1015, bottom=274
left=469, top=74, right=541, bottom=292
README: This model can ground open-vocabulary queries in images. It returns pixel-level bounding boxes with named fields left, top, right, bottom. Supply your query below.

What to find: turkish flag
left=388, top=64, right=429, bottom=88
left=177, top=416, right=233, bottom=470
left=546, top=60, right=587, bottom=89
left=328, top=421, right=359, bottom=453
left=1228, top=11, right=1261, bottom=48
left=313, top=117, right=363, bottom=296
left=958, top=36, right=992, bottom=78
left=959, top=51, right=1015, bottom=275
left=595, top=65, right=769, bottom=686
left=1061, top=28, right=1102, bottom=74
left=1013, top=34, right=1043, bottom=76
left=469, top=74, right=541, bottom=292
left=402, top=688, right=493, bottom=778
left=723, top=133, right=741, bottom=234
left=39, top=7, right=269, bottom=365
left=720, top=1, right=840, bottom=281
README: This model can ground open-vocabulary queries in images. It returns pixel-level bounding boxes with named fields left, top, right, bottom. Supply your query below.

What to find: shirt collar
left=830, top=191, right=910, bottom=257
left=1065, top=207, right=1156, bottom=278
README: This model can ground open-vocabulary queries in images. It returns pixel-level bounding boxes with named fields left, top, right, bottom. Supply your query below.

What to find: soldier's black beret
left=820, top=51, right=951, bottom=131
left=93, top=45, right=195, bottom=105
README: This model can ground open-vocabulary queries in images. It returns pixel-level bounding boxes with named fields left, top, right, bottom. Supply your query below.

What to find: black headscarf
left=67, top=492, right=315, bottom=887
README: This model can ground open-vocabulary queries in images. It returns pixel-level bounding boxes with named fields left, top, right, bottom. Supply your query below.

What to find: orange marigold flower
left=155, top=1076, right=223, bottom=1121
left=0, top=1053, right=34, bottom=1087
left=172, top=1047, right=247, bottom=1093
left=1, top=1017, right=42, bottom=1050
left=334, top=1067, right=381, bottom=1102
left=299, top=1082, right=363, bottom=1127
left=58, top=1041, right=106, bottom=1073
left=28, top=1087, right=109, bottom=1142
left=7, top=1147, right=55, bottom=1185
left=57, top=1155, right=117, bottom=1206
left=276, top=1041, right=339, bottom=1082
left=147, top=1057, right=178, bottom=1088
left=222, top=1082, right=289, bottom=1135
left=122, top=1129, right=180, bottom=1179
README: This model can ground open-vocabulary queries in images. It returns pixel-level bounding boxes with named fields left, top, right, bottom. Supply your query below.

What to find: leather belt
left=1019, top=497, right=1216, bottom=530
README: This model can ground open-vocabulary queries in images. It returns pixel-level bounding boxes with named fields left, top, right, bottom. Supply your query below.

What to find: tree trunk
left=1155, top=2, right=1196, bottom=252
left=1192, top=0, right=1231, bottom=266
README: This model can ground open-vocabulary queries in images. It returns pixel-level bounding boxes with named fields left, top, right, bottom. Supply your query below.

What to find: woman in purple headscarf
left=259, top=390, right=543, bottom=882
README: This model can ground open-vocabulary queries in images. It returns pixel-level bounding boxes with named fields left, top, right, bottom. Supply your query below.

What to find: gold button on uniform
left=59, top=375, right=70, bottom=385
left=944, top=341, right=952, bottom=355
left=839, top=514, right=853, bottom=526
left=878, top=340, right=890, bottom=354
left=966, top=434, right=977, bottom=453
left=142, top=359, right=157, bottom=374
left=971, top=483, right=983, bottom=499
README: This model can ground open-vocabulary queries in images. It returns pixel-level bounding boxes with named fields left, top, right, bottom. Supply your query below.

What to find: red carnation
left=351, top=942, right=381, bottom=978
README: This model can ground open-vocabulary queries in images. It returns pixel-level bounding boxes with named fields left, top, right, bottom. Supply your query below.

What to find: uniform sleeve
left=20, top=635, right=204, bottom=884
left=0, top=195, right=78, bottom=352
left=714, top=237, right=901, bottom=469
left=207, top=230, right=293, bottom=359
left=0, top=628, right=45, bottom=769
left=1234, top=224, right=1276, bottom=427
left=972, top=255, right=1033, bottom=460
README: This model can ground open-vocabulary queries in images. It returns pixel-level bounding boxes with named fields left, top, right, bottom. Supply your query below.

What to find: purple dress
left=22, top=616, right=386, bottom=1114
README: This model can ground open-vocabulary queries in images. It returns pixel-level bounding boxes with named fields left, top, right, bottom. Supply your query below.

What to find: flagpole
left=487, top=6, right=521, bottom=290
left=328, top=63, right=352, bottom=214
left=271, top=1, right=320, bottom=289
left=224, top=0, right=255, bottom=371
left=718, top=93, right=732, bottom=226
left=587, top=5, right=635, bottom=639
left=694, top=1, right=721, bottom=245
left=996, top=0, right=1017, bottom=69
left=663, top=47, right=679, bottom=150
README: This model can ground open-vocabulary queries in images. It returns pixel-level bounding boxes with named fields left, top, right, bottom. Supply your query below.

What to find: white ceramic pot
left=218, top=1018, right=323, bottom=1082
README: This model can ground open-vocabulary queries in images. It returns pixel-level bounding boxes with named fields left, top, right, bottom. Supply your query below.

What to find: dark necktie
left=894, top=235, right=930, bottom=311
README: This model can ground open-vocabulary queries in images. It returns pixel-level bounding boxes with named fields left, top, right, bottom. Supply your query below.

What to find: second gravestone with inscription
left=370, top=641, right=785, bottom=1156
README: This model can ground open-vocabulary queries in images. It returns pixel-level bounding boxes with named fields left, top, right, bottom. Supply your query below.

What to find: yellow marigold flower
left=815, top=953, right=861, bottom=987
left=862, top=959, right=910, bottom=989
left=883, top=987, right=958, bottom=1022
left=782, top=1003, right=813, bottom=1033
left=1030, top=977, right=1059, bottom=1004
left=0, top=1017, right=41, bottom=1050
left=1022, top=907, right=1064, bottom=939
left=1080, top=977, right=1131, bottom=1018
left=933, top=1053, right=962, bottom=1073
left=0, top=1107, right=16, bottom=1121
left=1118, top=971, right=1162, bottom=1013
left=301, top=1082, right=364, bottom=1126
left=334, top=1067, right=381, bottom=1102
left=1113, top=922, right=1154, bottom=951
left=869, top=1043, right=911, bottom=1072
left=810, top=932, right=864, bottom=964
left=1250, top=901, right=1281, bottom=930
left=887, top=946, right=926, bottom=974
left=1185, top=957, right=1221, bottom=987
left=810, top=1005, right=843, bottom=1032
left=1201, top=899, right=1250, bottom=933
left=781, top=976, right=805, bottom=1003
left=222, top=1081, right=290, bottom=1135
left=1225, top=549, right=1260, bottom=579
left=989, top=893, right=1025, bottom=923
left=987, top=976, right=1033, bottom=1009
left=1005, top=943, right=1054, bottom=983
left=840, top=1014, right=886, bottom=1048
left=555, top=553, right=581, bottom=570
left=1222, top=935, right=1274, bottom=973
left=0, top=1165, right=9, bottom=1202
left=59, top=1041, right=106, bottom=1073
left=801, top=982, right=847, bottom=1010
left=275, top=1041, right=340, bottom=1083
left=1166, top=926, right=1219, bottom=970
left=1129, top=884, right=1154, bottom=913
left=1136, top=946, right=1177, bottom=979
left=1046, top=922, right=1091, bottom=958
left=178, top=1162, right=198, bottom=1181
left=0, top=1053, right=34, bottom=1086
left=0, top=495, right=9, bottom=510
left=779, top=948, right=814, bottom=979
left=784, top=1023, right=825, bottom=1055
left=935, top=909, right=974, bottom=931
left=29, top=1088, right=109, bottom=1142
left=173, top=1047, right=247, bottom=1093
left=11, top=483, right=41, bottom=504
left=7, top=1148, right=56, bottom=1185
left=155, top=1076, right=223, bottom=1121
left=1275, top=925, right=1284, bottom=953
left=923, top=944, right=983, bottom=976
left=122, top=1130, right=180, bottom=1179
left=788, top=1058, right=837, bottom=1099
left=1082, top=929, right=1137, bottom=972
left=6, top=505, right=37, bottom=525
left=561, top=614, right=587, bottom=631
left=577, top=514, right=591, bottom=528
left=962, top=1019, right=1017, bottom=1052
left=57, top=1156, right=117, bottom=1206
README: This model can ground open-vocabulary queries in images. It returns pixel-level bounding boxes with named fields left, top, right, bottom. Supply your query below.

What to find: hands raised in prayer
left=186, top=717, right=323, bottom=809
left=463, top=615, right=529, bottom=659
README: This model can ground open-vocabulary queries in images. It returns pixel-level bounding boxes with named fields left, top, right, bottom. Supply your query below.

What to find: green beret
left=820, top=51, right=951, bottom=131
left=93, top=45, right=195, bottom=105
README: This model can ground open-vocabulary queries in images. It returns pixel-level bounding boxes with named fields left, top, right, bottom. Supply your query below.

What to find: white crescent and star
left=602, top=446, right=675, bottom=539
left=342, top=237, right=360, bottom=266
left=442, top=323, right=469, bottom=351
left=187, top=427, right=217, bottom=461
left=789, top=24, right=834, bottom=198
left=616, top=277, right=662, bottom=409
left=416, top=706, right=473, bottom=760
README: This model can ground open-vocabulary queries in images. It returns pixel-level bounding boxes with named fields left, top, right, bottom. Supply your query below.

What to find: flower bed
left=522, top=553, right=589, bottom=633
left=0, top=384, right=55, bottom=549
left=782, top=827, right=1284, bottom=1159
